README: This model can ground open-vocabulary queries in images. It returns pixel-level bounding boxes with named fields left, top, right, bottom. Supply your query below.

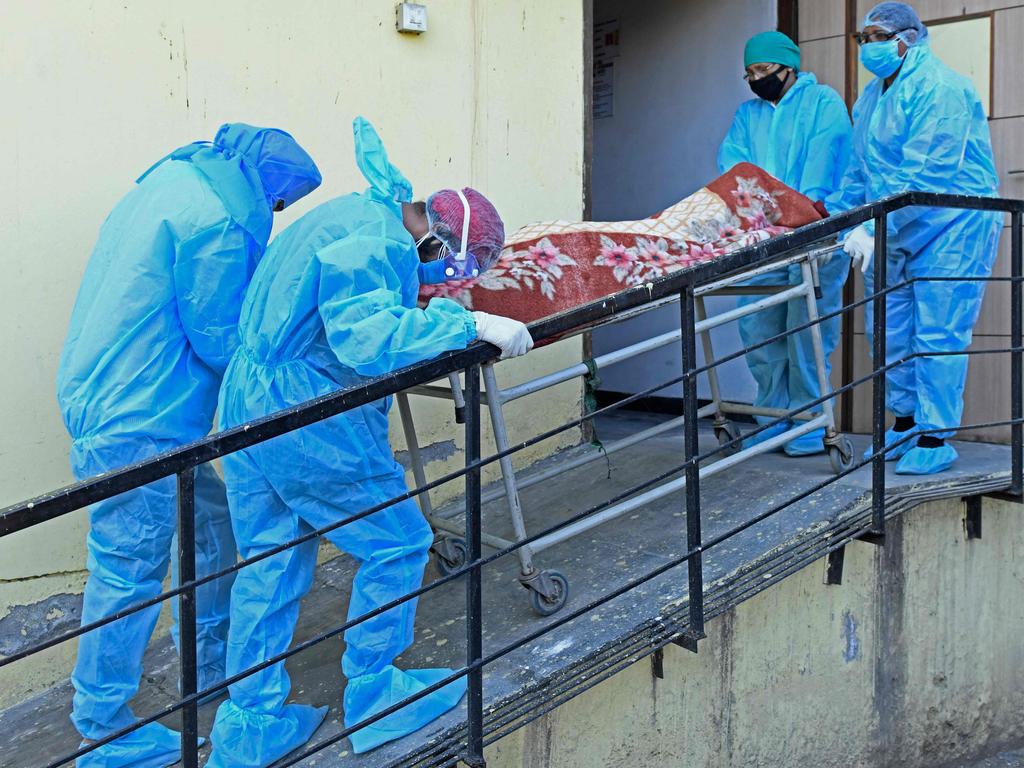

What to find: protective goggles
left=853, top=28, right=909, bottom=45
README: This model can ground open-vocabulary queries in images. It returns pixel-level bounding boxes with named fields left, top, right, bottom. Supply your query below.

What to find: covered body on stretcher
left=400, top=163, right=852, bottom=615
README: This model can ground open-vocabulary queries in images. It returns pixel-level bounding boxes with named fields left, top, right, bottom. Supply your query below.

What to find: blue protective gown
left=206, top=119, right=474, bottom=767
left=718, top=72, right=853, bottom=452
left=56, top=125, right=320, bottom=767
left=827, top=43, right=1002, bottom=439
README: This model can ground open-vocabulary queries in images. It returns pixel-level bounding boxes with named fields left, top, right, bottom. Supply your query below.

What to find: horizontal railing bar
left=12, top=191, right=1024, bottom=765
left=0, top=346, right=689, bottom=534
left=1, top=347, right=493, bottom=531
left=8, top=323, right=1019, bottom=670
left=34, top=395, right=1023, bottom=767
left=8, top=320, right=1020, bottom=668
left=0, top=363, right=699, bottom=666
left=11, top=192, right=1024, bottom=768
left=6, top=195, right=1020, bottom=530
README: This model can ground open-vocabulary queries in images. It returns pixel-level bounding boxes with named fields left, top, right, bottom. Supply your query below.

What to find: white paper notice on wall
left=594, top=61, right=614, bottom=119
left=593, top=19, right=620, bottom=120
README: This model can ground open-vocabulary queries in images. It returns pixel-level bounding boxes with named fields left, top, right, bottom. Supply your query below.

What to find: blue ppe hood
left=138, top=123, right=322, bottom=246
left=352, top=116, right=413, bottom=215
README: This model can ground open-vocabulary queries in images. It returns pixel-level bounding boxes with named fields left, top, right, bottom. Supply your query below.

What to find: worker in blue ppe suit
left=718, top=30, right=853, bottom=456
left=829, top=2, right=1002, bottom=475
left=56, top=124, right=321, bottom=768
left=206, top=117, right=532, bottom=767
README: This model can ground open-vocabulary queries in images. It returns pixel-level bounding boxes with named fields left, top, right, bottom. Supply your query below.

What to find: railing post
left=1012, top=211, right=1023, bottom=496
left=680, top=287, right=704, bottom=643
left=871, top=214, right=888, bottom=536
left=176, top=468, right=199, bottom=768
left=463, top=364, right=486, bottom=767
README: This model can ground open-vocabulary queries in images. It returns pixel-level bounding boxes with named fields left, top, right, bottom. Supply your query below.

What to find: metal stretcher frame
left=397, top=242, right=852, bottom=615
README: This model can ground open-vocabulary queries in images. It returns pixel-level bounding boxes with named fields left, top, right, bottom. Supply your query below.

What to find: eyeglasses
left=743, top=63, right=782, bottom=82
left=853, top=29, right=907, bottom=45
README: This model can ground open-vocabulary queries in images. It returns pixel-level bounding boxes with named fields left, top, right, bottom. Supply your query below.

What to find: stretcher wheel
left=529, top=570, right=569, bottom=617
left=714, top=421, right=741, bottom=454
left=433, top=536, right=468, bottom=576
left=828, top=437, right=855, bottom=475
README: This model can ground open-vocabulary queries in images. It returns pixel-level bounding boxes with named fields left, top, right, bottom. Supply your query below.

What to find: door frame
left=577, top=0, right=833, bottom=426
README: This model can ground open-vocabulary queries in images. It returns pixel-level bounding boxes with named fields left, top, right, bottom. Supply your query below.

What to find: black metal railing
left=1, top=191, right=1021, bottom=768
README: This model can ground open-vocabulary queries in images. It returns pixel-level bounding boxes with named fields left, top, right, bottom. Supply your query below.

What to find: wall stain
left=522, top=711, right=554, bottom=768
left=0, top=593, right=82, bottom=656
left=180, top=23, right=190, bottom=110
left=872, top=517, right=908, bottom=765
left=718, top=607, right=736, bottom=765
left=394, top=439, right=457, bottom=468
left=842, top=609, right=860, bottom=662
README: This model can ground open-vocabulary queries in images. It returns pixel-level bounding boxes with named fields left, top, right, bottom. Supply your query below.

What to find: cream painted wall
left=0, top=0, right=584, bottom=704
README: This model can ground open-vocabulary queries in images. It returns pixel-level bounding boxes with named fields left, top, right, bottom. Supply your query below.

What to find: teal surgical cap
left=744, top=30, right=801, bottom=70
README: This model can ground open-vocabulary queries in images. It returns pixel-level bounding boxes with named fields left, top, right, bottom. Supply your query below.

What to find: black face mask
left=748, top=69, right=788, bottom=102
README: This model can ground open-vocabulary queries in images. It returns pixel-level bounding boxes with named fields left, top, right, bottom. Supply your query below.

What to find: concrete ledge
left=483, top=495, right=1024, bottom=768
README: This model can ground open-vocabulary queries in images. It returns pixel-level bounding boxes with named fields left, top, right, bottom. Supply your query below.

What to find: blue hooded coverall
left=206, top=119, right=474, bottom=766
left=719, top=71, right=853, bottom=453
left=56, top=124, right=321, bottom=767
left=828, top=42, right=1001, bottom=460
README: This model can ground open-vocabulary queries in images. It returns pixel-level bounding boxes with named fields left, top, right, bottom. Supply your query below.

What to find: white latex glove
left=843, top=225, right=875, bottom=274
left=472, top=311, right=534, bottom=359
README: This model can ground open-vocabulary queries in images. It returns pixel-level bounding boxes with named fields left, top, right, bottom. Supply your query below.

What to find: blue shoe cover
left=895, top=444, right=958, bottom=476
left=206, top=701, right=327, bottom=768
left=742, top=420, right=791, bottom=450
left=862, top=427, right=916, bottom=462
left=76, top=721, right=197, bottom=768
left=345, top=666, right=466, bottom=754
left=784, top=428, right=826, bottom=457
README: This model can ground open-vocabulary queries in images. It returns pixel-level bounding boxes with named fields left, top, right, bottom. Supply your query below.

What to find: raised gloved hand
left=843, top=225, right=875, bottom=274
left=472, top=311, right=534, bottom=359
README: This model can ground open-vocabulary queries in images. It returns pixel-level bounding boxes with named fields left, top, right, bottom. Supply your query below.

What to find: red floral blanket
left=419, top=163, right=823, bottom=324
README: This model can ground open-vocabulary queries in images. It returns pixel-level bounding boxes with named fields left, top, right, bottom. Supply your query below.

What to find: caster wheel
left=433, top=537, right=467, bottom=576
left=529, top=570, right=569, bottom=617
left=828, top=436, right=855, bottom=475
left=714, top=421, right=740, bottom=454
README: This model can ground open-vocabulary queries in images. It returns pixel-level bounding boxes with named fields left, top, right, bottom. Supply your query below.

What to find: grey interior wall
left=591, top=0, right=776, bottom=401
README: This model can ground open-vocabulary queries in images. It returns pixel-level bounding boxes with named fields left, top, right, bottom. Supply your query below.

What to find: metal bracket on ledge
left=672, top=630, right=703, bottom=654
left=857, top=530, right=886, bottom=547
left=964, top=495, right=983, bottom=540
left=824, top=546, right=846, bottom=585
left=651, top=647, right=665, bottom=679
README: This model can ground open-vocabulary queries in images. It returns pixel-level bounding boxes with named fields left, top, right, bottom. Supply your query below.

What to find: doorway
left=587, top=0, right=778, bottom=411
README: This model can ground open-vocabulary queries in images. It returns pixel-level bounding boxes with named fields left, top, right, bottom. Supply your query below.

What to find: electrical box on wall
left=396, top=3, right=427, bottom=34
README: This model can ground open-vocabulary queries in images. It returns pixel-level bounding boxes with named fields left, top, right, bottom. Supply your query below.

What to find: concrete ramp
left=0, top=413, right=1012, bottom=768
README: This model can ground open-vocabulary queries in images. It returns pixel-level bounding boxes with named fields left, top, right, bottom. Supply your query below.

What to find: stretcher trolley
left=396, top=242, right=853, bottom=616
